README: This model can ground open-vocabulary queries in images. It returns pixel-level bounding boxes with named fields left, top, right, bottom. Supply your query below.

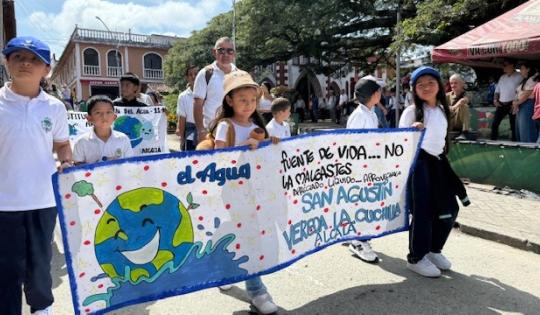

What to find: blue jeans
left=516, top=99, right=536, bottom=143
left=245, top=276, right=267, bottom=298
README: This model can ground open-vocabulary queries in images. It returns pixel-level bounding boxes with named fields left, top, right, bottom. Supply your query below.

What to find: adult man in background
left=193, top=37, right=237, bottom=142
left=446, top=74, right=472, bottom=140
left=491, top=60, right=522, bottom=141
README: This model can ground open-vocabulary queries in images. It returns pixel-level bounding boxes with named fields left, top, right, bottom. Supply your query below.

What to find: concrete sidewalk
left=457, top=183, right=540, bottom=254
left=166, top=121, right=540, bottom=255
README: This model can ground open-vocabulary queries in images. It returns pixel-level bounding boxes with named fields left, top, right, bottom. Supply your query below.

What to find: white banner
left=67, top=106, right=169, bottom=155
left=53, top=128, right=423, bottom=314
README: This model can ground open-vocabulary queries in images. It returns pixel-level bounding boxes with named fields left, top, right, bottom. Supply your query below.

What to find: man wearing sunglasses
left=193, top=37, right=238, bottom=142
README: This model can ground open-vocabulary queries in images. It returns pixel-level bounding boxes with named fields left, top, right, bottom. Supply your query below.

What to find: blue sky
left=15, top=0, right=232, bottom=58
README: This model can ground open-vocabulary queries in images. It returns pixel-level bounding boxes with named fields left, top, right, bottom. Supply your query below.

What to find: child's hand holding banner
left=53, top=128, right=423, bottom=314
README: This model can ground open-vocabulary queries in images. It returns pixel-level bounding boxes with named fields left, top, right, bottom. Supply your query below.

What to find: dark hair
left=411, top=73, right=452, bottom=153
left=87, top=95, right=115, bottom=114
left=261, top=81, right=272, bottom=90
left=518, top=62, right=539, bottom=89
left=209, top=86, right=268, bottom=138
left=185, top=65, right=198, bottom=76
left=120, top=72, right=140, bottom=86
left=354, top=79, right=381, bottom=105
left=502, top=58, right=516, bottom=66
left=271, top=97, right=291, bottom=114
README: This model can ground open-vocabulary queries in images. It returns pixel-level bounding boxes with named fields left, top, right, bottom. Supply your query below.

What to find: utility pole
left=395, top=1, right=402, bottom=127
left=232, top=0, right=236, bottom=48
left=95, top=16, right=121, bottom=73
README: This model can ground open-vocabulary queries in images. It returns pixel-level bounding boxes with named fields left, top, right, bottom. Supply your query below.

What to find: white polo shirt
left=73, top=128, right=134, bottom=164
left=495, top=72, right=522, bottom=102
left=177, top=87, right=195, bottom=124
left=266, top=118, right=291, bottom=139
left=399, top=104, right=448, bottom=157
left=0, top=83, right=69, bottom=211
left=193, top=61, right=238, bottom=128
left=346, top=103, right=378, bottom=129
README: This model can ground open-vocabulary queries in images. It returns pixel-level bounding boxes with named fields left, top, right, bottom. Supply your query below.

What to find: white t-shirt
left=266, top=118, right=291, bottom=139
left=0, top=83, right=69, bottom=211
left=177, top=87, right=195, bottom=124
left=259, top=98, right=272, bottom=112
left=404, top=91, right=414, bottom=107
left=495, top=72, right=522, bottom=102
left=177, top=87, right=195, bottom=141
left=399, top=104, right=447, bottom=157
left=138, top=93, right=153, bottom=106
left=73, top=128, right=134, bottom=164
left=339, top=93, right=348, bottom=105
left=193, top=61, right=238, bottom=128
left=516, top=75, right=537, bottom=99
left=346, top=103, right=378, bottom=129
left=215, top=120, right=258, bottom=146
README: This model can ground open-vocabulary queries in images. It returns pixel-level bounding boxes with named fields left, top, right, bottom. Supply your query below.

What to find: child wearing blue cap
left=399, top=66, right=470, bottom=278
left=0, top=36, right=73, bottom=315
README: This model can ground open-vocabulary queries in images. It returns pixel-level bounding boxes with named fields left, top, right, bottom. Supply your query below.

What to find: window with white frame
left=143, top=53, right=163, bottom=79
left=83, top=48, right=100, bottom=76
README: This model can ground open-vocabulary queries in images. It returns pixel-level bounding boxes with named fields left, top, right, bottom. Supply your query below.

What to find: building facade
left=51, top=26, right=179, bottom=102
left=254, top=56, right=393, bottom=106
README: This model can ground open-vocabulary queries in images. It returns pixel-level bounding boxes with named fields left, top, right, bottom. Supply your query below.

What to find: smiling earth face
left=94, top=188, right=194, bottom=283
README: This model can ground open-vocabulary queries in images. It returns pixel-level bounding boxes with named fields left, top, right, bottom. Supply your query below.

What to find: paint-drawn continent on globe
left=94, top=187, right=194, bottom=283
left=113, top=116, right=143, bottom=148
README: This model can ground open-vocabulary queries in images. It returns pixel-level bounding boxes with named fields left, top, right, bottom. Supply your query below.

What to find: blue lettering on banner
left=177, top=163, right=251, bottom=186
left=301, top=182, right=393, bottom=212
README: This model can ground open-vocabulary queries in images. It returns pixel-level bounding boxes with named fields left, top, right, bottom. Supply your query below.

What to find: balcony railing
left=73, top=28, right=177, bottom=48
left=107, top=66, right=123, bottom=77
left=83, top=65, right=100, bottom=76
left=144, top=69, right=163, bottom=79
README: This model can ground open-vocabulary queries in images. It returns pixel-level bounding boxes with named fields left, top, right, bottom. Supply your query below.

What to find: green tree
left=164, top=0, right=528, bottom=82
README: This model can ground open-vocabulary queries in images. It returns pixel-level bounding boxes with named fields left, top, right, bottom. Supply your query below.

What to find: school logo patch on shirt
left=41, top=117, right=53, bottom=132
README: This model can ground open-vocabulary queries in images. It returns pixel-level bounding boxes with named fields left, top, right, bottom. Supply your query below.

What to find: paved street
left=27, top=132, right=540, bottom=315
left=36, top=227, right=540, bottom=314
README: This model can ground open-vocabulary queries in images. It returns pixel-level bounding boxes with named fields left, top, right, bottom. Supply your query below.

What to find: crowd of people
left=0, top=32, right=536, bottom=315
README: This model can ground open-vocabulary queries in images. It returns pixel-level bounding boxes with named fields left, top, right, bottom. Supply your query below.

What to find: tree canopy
left=164, top=0, right=528, bottom=88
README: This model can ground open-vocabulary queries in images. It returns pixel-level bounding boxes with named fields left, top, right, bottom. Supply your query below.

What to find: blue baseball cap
left=2, top=36, right=51, bottom=65
left=410, top=66, right=440, bottom=86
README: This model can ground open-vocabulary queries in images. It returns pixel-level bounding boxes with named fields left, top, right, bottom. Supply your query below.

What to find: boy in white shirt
left=73, top=95, right=133, bottom=164
left=346, top=76, right=384, bottom=264
left=1, top=35, right=73, bottom=315
left=265, top=97, right=292, bottom=139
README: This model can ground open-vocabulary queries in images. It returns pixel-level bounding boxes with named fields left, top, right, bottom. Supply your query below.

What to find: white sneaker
left=426, top=252, right=452, bottom=270
left=31, top=306, right=52, bottom=315
left=407, top=256, right=441, bottom=278
left=349, top=240, right=379, bottom=263
left=218, top=284, right=232, bottom=291
left=251, top=293, right=278, bottom=314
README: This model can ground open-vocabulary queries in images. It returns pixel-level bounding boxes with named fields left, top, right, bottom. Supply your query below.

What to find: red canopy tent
left=432, top=0, right=540, bottom=67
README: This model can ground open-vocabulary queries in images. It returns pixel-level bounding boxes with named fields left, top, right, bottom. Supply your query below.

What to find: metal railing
left=83, top=65, right=100, bottom=76
left=73, top=28, right=176, bottom=48
left=107, top=66, right=123, bottom=77
left=144, top=69, right=163, bottom=79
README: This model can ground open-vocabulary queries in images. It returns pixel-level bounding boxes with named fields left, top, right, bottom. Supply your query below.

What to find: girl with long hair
left=399, top=66, right=470, bottom=278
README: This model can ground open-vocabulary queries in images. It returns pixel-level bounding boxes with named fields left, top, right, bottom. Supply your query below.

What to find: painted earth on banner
left=67, top=106, right=169, bottom=155
left=53, top=128, right=423, bottom=314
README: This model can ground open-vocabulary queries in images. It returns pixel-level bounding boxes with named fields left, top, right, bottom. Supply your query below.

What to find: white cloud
left=25, top=0, right=231, bottom=55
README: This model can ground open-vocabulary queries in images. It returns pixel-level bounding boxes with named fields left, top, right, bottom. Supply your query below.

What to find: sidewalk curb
left=456, top=222, right=540, bottom=254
